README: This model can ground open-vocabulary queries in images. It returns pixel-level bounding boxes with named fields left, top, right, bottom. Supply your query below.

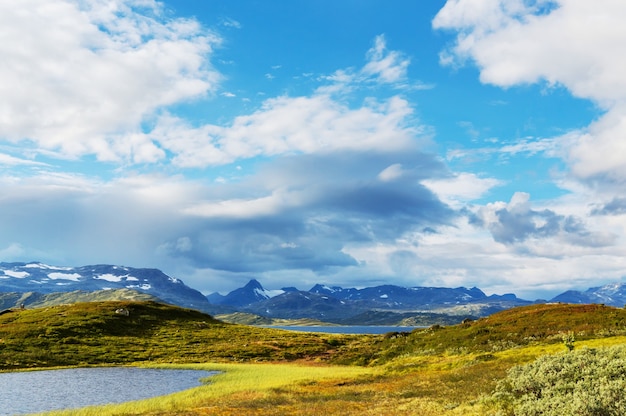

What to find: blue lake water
left=264, top=325, right=422, bottom=334
left=0, top=367, right=216, bottom=415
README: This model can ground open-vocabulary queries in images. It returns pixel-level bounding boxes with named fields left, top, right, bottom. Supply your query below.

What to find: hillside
left=0, top=301, right=365, bottom=370
left=2, top=301, right=626, bottom=370
left=325, top=302, right=626, bottom=366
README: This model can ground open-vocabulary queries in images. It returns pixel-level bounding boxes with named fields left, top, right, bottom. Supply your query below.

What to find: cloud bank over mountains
left=0, top=0, right=625, bottom=298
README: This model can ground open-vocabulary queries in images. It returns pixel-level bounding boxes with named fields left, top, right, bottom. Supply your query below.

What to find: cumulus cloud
left=151, top=94, right=420, bottom=167
left=147, top=35, right=432, bottom=168
left=0, top=4, right=455, bottom=294
left=177, top=151, right=456, bottom=271
left=0, top=0, right=221, bottom=163
left=1, top=8, right=423, bottom=171
left=434, top=0, right=626, bottom=183
left=473, top=192, right=616, bottom=247
left=422, top=172, right=502, bottom=208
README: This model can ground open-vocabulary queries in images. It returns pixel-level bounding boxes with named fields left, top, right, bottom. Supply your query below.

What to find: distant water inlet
left=264, top=325, right=423, bottom=334
left=0, top=367, right=216, bottom=415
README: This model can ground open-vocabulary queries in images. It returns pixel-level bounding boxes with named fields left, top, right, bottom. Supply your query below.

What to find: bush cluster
left=488, top=345, right=626, bottom=415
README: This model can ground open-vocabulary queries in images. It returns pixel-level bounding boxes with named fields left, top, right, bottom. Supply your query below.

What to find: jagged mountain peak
left=211, top=278, right=276, bottom=308
left=243, top=279, right=264, bottom=290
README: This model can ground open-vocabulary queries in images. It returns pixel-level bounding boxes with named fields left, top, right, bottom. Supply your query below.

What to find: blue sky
left=1, top=0, right=625, bottom=299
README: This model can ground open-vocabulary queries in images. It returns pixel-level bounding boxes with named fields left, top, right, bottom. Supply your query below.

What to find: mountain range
left=207, top=279, right=532, bottom=324
left=2, top=261, right=625, bottom=324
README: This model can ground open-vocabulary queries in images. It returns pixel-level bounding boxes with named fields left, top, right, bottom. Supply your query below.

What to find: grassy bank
left=41, top=363, right=375, bottom=416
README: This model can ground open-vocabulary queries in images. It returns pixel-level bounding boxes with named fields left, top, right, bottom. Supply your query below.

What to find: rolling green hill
left=0, top=300, right=365, bottom=370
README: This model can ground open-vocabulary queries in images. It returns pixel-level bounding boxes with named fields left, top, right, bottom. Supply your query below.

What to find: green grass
left=0, top=301, right=367, bottom=369
left=2, top=301, right=626, bottom=415
left=330, top=303, right=626, bottom=366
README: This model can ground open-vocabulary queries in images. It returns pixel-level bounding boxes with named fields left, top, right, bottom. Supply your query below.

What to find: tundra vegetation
left=1, top=301, right=626, bottom=415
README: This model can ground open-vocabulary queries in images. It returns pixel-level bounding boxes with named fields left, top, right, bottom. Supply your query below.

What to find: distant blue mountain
left=209, top=279, right=532, bottom=322
left=551, top=282, right=626, bottom=307
left=309, top=283, right=489, bottom=308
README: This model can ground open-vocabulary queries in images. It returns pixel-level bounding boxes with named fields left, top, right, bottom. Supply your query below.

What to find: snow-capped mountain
left=551, top=282, right=626, bottom=307
left=0, top=262, right=210, bottom=311
left=309, top=283, right=492, bottom=308
left=210, top=279, right=531, bottom=322
left=208, top=279, right=284, bottom=308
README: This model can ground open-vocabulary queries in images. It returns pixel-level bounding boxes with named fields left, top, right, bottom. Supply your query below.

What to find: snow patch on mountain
left=264, top=289, right=285, bottom=298
left=95, top=274, right=140, bottom=283
left=1, top=270, right=29, bottom=278
left=128, top=284, right=152, bottom=290
left=47, top=272, right=82, bottom=281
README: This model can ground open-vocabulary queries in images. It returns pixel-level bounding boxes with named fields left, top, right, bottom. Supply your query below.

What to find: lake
left=0, top=367, right=216, bottom=415
left=263, top=325, right=422, bottom=334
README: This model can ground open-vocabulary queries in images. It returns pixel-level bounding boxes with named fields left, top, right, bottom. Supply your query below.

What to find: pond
left=0, top=367, right=216, bottom=415
left=263, top=325, right=422, bottom=334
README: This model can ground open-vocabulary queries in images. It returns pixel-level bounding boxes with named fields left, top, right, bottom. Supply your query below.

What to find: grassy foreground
left=40, top=362, right=375, bottom=416
left=2, top=301, right=626, bottom=415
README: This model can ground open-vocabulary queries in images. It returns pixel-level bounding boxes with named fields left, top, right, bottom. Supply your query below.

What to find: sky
left=1, top=0, right=625, bottom=299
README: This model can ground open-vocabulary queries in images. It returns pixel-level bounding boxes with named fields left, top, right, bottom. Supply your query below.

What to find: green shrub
left=488, top=345, right=626, bottom=415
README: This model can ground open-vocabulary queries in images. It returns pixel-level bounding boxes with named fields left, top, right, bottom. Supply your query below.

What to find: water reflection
left=0, top=367, right=215, bottom=415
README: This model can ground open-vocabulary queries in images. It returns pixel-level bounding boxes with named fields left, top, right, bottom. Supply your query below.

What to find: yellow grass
left=39, top=362, right=375, bottom=416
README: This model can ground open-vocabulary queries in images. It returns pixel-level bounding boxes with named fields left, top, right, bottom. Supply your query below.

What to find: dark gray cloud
left=472, top=194, right=616, bottom=248
left=167, top=151, right=457, bottom=273
left=490, top=207, right=562, bottom=243
left=591, top=197, right=626, bottom=216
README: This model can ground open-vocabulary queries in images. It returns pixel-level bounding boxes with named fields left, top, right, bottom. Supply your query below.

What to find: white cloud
left=152, top=94, right=420, bottom=167
left=378, top=163, right=405, bottom=182
left=317, top=34, right=424, bottom=95
left=564, top=105, right=626, bottom=182
left=0, top=0, right=221, bottom=163
left=182, top=191, right=302, bottom=219
left=0, top=153, right=49, bottom=167
left=362, top=35, right=410, bottom=84
left=422, top=172, right=502, bottom=207
left=221, top=17, right=242, bottom=29
left=434, top=0, right=626, bottom=183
